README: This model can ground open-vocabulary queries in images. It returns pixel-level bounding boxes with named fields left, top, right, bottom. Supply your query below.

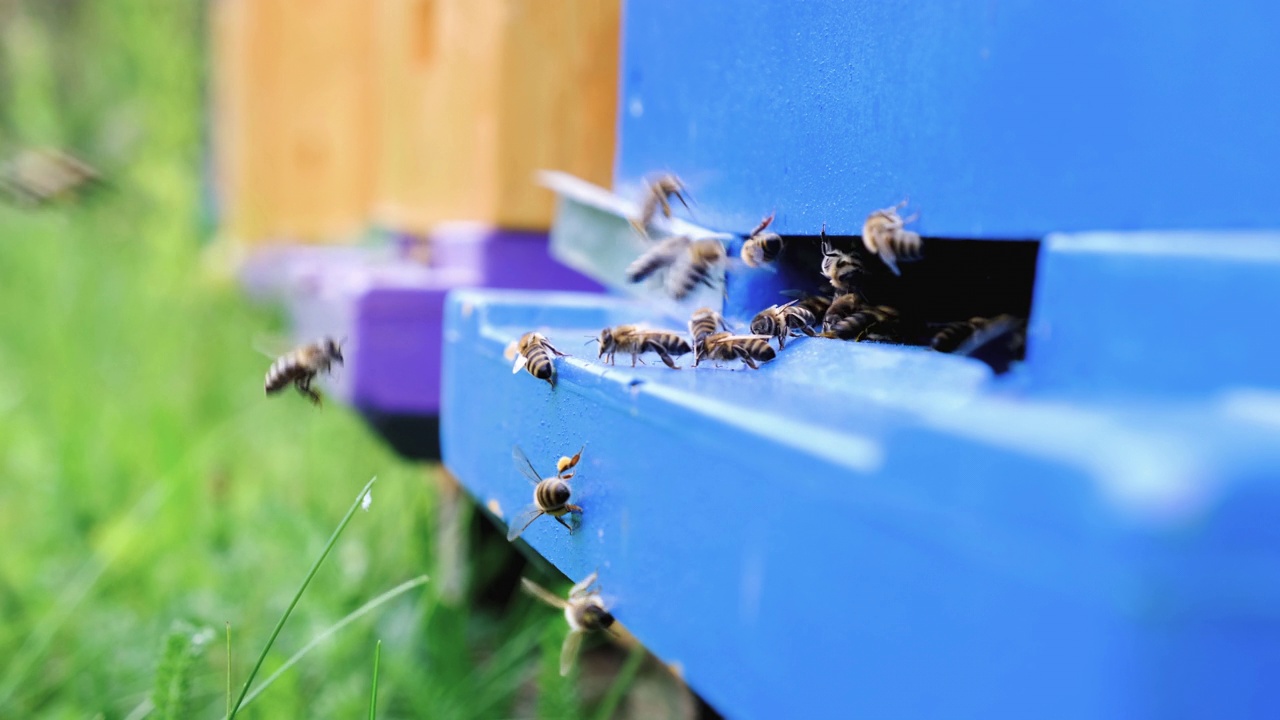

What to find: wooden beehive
left=210, top=0, right=620, bottom=245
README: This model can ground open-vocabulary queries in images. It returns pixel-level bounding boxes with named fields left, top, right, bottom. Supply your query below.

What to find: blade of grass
left=235, top=575, right=427, bottom=712
left=592, top=644, right=647, bottom=720
left=369, top=640, right=382, bottom=720
left=225, top=622, right=232, bottom=720
left=0, top=403, right=269, bottom=711
left=226, top=476, right=377, bottom=720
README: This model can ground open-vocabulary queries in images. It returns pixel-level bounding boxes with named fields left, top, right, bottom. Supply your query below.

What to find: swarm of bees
left=264, top=337, right=344, bottom=406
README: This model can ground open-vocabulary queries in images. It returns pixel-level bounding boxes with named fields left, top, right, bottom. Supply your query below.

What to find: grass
left=0, top=2, right=618, bottom=717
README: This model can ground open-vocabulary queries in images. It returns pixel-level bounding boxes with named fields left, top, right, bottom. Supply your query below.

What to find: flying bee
left=698, top=332, right=777, bottom=370
left=624, top=236, right=728, bottom=301
left=625, top=235, right=691, bottom=283
left=597, top=325, right=692, bottom=369
left=823, top=305, right=901, bottom=342
left=740, top=213, right=784, bottom=268
left=521, top=571, right=616, bottom=676
left=862, top=200, right=923, bottom=276
left=750, top=301, right=818, bottom=349
left=507, top=444, right=585, bottom=542
left=507, top=331, right=568, bottom=387
left=631, top=174, right=691, bottom=237
left=0, top=148, right=100, bottom=206
left=264, top=337, right=344, bottom=406
left=667, top=238, right=728, bottom=300
left=821, top=292, right=865, bottom=334
left=819, top=224, right=869, bottom=293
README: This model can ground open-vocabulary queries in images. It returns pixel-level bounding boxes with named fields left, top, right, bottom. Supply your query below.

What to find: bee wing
left=511, top=353, right=528, bottom=374
left=520, top=577, right=568, bottom=610
left=559, top=629, right=586, bottom=677
left=251, top=332, right=297, bottom=360
left=506, top=504, right=545, bottom=542
left=512, top=445, right=544, bottom=485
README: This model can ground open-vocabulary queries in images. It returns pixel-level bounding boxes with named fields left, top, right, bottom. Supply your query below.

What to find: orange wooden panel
left=212, top=0, right=620, bottom=242
left=373, top=0, right=620, bottom=233
left=211, top=0, right=376, bottom=245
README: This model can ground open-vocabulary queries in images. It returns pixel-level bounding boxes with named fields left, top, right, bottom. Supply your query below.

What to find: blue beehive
left=441, top=2, right=1280, bottom=718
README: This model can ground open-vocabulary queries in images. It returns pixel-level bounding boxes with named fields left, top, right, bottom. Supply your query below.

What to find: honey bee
left=819, top=224, right=868, bottom=293
left=507, top=331, right=568, bottom=387
left=688, top=307, right=730, bottom=363
left=697, top=332, right=778, bottom=369
left=932, top=314, right=1025, bottom=355
left=0, top=148, right=99, bottom=206
left=668, top=238, right=728, bottom=300
left=624, top=236, right=727, bottom=300
left=631, top=174, right=690, bottom=237
left=507, top=444, right=585, bottom=542
left=625, top=235, right=691, bottom=283
left=862, top=200, right=923, bottom=276
left=740, top=213, right=784, bottom=268
left=597, top=325, right=692, bottom=369
left=749, top=301, right=818, bottom=349
left=821, top=292, right=865, bottom=334
left=264, top=337, right=344, bottom=406
left=782, top=291, right=834, bottom=321
left=823, top=305, right=900, bottom=342
left=521, top=571, right=616, bottom=676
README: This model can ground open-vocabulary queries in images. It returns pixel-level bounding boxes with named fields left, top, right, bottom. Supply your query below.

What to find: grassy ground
left=0, top=2, right=604, bottom=717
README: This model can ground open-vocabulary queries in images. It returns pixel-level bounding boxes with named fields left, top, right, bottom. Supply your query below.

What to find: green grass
left=0, top=2, right=599, bottom=718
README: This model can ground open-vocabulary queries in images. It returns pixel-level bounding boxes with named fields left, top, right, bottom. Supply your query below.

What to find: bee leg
left=554, top=515, right=576, bottom=533
left=649, top=343, right=679, bottom=369
left=658, top=195, right=672, bottom=218
left=777, top=333, right=786, bottom=349
left=739, top=354, right=760, bottom=370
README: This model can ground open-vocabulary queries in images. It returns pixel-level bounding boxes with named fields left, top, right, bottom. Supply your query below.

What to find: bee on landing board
left=506, top=331, right=568, bottom=387
left=782, top=290, right=834, bottom=323
left=932, top=314, right=1026, bottom=358
left=507, top=445, right=586, bottom=542
left=688, top=307, right=730, bottom=363
left=264, top=337, right=344, bottom=406
left=821, top=292, right=865, bottom=334
left=597, top=325, right=692, bottom=369
left=631, top=174, right=690, bottom=238
left=521, top=571, right=616, bottom=676
left=823, top=305, right=901, bottom=342
left=750, top=301, right=818, bottom=349
left=819, top=224, right=869, bottom=294
left=740, top=213, right=784, bottom=268
left=697, top=332, right=777, bottom=370
left=862, top=200, right=923, bottom=276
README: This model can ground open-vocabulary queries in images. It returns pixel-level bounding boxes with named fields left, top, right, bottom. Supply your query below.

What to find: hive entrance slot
left=729, top=233, right=1040, bottom=371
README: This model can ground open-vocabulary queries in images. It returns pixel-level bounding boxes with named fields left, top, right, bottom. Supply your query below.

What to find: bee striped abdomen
left=264, top=354, right=311, bottom=394
left=931, top=318, right=985, bottom=353
left=536, top=478, right=574, bottom=515
left=625, top=235, right=688, bottom=282
left=826, top=305, right=900, bottom=341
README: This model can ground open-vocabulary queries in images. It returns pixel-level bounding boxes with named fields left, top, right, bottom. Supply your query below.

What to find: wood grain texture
left=211, top=0, right=620, bottom=244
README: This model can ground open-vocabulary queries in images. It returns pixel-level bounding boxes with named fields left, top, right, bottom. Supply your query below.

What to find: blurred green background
left=0, top=2, right=694, bottom=718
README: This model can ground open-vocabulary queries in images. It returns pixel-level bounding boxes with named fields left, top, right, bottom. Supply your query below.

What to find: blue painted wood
left=615, top=1, right=1280, bottom=238
left=1027, top=232, right=1280, bottom=397
left=441, top=281, right=1280, bottom=719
